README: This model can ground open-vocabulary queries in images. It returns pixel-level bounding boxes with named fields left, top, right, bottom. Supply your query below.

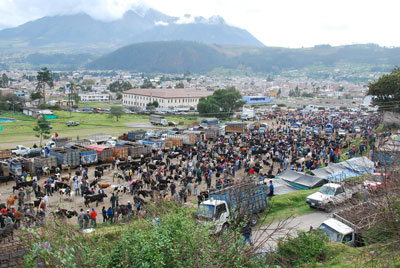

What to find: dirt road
left=253, top=211, right=330, bottom=250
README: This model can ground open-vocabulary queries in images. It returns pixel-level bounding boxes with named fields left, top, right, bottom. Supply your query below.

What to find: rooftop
left=124, top=88, right=213, bottom=98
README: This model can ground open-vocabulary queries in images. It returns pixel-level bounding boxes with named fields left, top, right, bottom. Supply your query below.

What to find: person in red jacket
left=90, top=208, right=97, bottom=228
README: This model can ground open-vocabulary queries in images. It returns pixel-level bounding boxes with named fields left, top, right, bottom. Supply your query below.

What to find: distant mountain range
left=86, top=41, right=400, bottom=74
left=0, top=8, right=263, bottom=51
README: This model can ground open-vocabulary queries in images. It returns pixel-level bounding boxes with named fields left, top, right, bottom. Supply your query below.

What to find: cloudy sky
left=0, top=0, right=399, bottom=48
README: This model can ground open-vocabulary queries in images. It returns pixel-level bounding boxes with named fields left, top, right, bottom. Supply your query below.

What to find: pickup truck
left=319, top=202, right=377, bottom=246
left=197, top=182, right=268, bottom=233
left=12, top=145, right=30, bottom=156
left=306, top=183, right=361, bottom=212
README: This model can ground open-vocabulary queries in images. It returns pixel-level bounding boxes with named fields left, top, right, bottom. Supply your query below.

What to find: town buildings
left=122, top=88, right=212, bottom=108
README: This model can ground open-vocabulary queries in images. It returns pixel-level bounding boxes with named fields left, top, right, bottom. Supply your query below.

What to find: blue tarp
left=311, top=157, right=374, bottom=182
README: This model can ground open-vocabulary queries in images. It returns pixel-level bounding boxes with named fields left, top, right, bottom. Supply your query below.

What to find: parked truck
left=0, top=150, right=12, bottom=160
left=87, top=145, right=114, bottom=163
left=319, top=202, right=377, bottom=247
left=65, top=144, right=98, bottom=165
left=49, top=147, right=80, bottom=168
left=306, top=183, right=361, bottom=212
left=150, top=114, right=168, bottom=126
left=225, top=122, right=247, bottom=134
left=88, top=133, right=112, bottom=144
left=197, top=182, right=268, bottom=233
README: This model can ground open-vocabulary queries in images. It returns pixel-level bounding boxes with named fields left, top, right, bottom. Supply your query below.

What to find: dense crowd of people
left=0, top=110, right=382, bottom=235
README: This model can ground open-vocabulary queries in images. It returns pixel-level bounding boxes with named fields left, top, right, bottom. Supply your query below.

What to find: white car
left=306, top=183, right=359, bottom=212
left=354, top=126, right=361, bottom=133
left=12, top=145, right=30, bottom=156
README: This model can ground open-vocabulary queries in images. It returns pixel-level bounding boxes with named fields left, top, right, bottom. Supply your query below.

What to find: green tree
left=197, top=87, right=244, bottom=119
left=140, top=79, right=154, bottom=89
left=277, top=88, right=282, bottom=97
left=36, top=67, right=53, bottom=104
left=175, top=82, right=184, bottom=88
left=109, top=106, right=124, bottom=121
left=108, top=81, right=133, bottom=92
left=1, top=73, right=9, bottom=88
left=71, top=92, right=80, bottom=104
left=30, top=91, right=42, bottom=101
left=368, top=68, right=400, bottom=112
left=33, top=117, right=51, bottom=146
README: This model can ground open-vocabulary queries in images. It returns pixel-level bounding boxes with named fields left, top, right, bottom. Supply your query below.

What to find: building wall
left=79, top=94, right=110, bottom=102
left=122, top=94, right=201, bottom=108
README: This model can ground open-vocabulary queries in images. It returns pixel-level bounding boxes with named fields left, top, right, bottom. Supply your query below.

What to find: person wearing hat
left=90, top=208, right=97, bottom=228
left=18, top=188, right=25, bottom=208
left=83, top=210, right=90, bottom=229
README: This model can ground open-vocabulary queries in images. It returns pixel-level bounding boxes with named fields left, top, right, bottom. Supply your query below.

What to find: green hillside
left=86, top=41, right=400, bottom=74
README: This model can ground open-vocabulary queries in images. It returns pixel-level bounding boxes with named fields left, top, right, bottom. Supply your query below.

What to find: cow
left=84, top=193, right=107, bottom=207
left=137, top=190, right=153, bottom=199
left=55, top=182, right=70, bottom=191
left=34, top=190, right=45, bottom=199
left=113, top=185, right=128, bottom=194
left=98, top=183, right=111, bottom=189
left=13, top=181, right=33, bottom=193
left=32, top=199, right=42, bottom=208
left=6, top=195, right=18, bottom=208
left=95, top=166, right=104, bottom=176
left=94, top=170, right=102, bottom=179
left=60, top=175, right=71, bottom=182
left=53, top=209, right=78, bottom=219
left=89, top=179, right=98, bottom=188
left=59, top=187, right=71, bottom=196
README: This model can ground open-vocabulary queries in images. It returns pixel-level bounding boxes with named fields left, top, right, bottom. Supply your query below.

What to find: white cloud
left=0, top=0, right=399, bottom=47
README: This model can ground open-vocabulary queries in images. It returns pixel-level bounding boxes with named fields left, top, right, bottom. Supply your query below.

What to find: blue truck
left=197, top=182, right=268, bottom=233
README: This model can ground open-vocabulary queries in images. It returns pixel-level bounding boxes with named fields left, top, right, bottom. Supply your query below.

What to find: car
left=306, top=183, right=360, bottom=211
left=22, top=148, right=42, bottom=158
left=305, top=127, right=313, bottom=133
left=168, top=121, right=177, bottom=127
left=66, top=121, right=80, bottom=127
left=12, top=145, right=30, bottom=156
left=354, top=126, right=361, bottom=133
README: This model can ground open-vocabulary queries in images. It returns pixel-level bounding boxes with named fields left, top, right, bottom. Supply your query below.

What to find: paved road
left=253, top=211, right=330, bottom=250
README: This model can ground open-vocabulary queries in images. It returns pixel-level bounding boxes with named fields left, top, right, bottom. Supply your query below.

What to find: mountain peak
left=0, top=7, right=264, bottom=51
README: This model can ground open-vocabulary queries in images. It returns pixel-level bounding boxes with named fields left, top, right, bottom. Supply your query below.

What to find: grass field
left=0, top=111, right=198, bottom=149
left=259, top=188, right=319, bottom=226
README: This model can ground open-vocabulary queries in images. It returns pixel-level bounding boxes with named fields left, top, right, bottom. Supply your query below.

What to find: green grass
left=0, top=111, right=198, bottom=148
left=259, top=188, right=319, bottom=226
left=77, top=102, right=121, bottom=108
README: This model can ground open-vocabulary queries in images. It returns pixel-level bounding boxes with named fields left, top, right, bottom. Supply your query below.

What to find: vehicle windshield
left=197, top=204, right=215, bottom=219
left=319, top=223, right=343, bottom=242
left=318, top=185, right=336, bottom=195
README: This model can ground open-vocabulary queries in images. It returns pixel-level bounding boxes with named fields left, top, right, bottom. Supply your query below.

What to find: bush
left=277, top=230, right=328, bottom=267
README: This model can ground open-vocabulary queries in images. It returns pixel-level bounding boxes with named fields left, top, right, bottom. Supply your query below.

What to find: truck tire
left=249, top=214, right=259, bottom=226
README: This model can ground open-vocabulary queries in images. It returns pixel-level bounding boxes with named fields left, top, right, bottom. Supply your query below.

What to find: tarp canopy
left=266, top=178, right=300, bottom=195
left=279, top=169, right=326, bottom=189
left=311, top=156, right=374, bottom=182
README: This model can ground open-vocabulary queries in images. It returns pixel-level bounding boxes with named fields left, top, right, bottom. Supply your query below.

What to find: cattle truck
left=150, top=114, right=168, bottom=126
left=197, top=182, right=268, bottom=233
left=319, top=202, right=377, bottom=247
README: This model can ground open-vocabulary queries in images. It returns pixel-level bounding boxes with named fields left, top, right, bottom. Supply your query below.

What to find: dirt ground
left=0, top=156, right=255, bottom=226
